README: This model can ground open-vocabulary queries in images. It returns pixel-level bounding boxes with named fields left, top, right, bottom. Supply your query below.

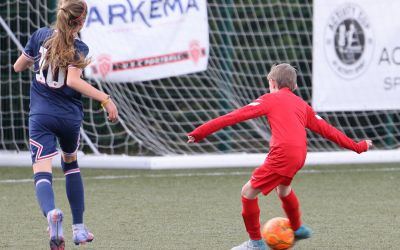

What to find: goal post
left=1, top=150, right=400, bottom=169
left=0, top=0, right=399, bottom=169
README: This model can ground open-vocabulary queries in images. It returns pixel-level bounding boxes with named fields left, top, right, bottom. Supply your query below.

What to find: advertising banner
left=80, top=0, right=209, bottom=82
left=313, top=0, right=400, bottom=111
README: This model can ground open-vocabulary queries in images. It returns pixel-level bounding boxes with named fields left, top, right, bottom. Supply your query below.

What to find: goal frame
left=1, top=150, right=399, bottom=169
left=1, top=2, right=399, bottom=169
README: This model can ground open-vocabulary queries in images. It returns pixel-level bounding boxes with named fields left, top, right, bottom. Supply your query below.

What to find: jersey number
left=36, top=46, right=66, bottom=89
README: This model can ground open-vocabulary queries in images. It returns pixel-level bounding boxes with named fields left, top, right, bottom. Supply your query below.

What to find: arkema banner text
left=81, top=0, right=209, bottom=82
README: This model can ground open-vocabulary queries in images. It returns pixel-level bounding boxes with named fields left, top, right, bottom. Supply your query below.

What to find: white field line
left=0, top=167, right=399, bottom=184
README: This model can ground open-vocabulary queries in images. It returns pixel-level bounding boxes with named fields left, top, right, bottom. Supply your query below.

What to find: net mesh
left=1, top=0, right=399, bottom=157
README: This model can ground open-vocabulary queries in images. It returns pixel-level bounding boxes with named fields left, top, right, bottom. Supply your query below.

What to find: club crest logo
left=96, top=54, right=113, bottom=79
left=324, top=3, right=374, bottom=79
left=189, top=40, right=201, bottom=64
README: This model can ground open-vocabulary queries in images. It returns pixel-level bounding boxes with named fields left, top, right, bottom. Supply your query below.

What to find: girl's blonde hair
left=43, top=0, right=89, bottom=72
left=267, top=63, right=297, bottom=91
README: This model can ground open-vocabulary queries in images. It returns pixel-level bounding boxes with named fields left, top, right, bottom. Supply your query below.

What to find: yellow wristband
left=100, top=95, right=111, bottom=110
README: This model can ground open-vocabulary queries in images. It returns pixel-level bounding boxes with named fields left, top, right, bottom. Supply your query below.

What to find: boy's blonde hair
left=43, top=0, right=89, bottom=72
left=267, top=63, right=297, bottom=91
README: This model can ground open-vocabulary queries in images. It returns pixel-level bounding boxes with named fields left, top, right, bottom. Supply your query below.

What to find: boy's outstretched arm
left=188, top=100, right=267, bottom=143
left=306, top=106, right=372, bottom=153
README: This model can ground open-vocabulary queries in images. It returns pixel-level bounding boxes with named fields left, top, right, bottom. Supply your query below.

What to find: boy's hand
left=187, top=135, right=195, bottom=143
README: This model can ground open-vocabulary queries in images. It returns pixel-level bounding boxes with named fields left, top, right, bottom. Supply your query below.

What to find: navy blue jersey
left=24, top=27, right=89, bottom=120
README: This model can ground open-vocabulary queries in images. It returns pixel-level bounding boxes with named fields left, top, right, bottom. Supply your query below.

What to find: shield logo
left=189, top=40, right=201, bottom=64
left=97, top=55, right=112, bottom=79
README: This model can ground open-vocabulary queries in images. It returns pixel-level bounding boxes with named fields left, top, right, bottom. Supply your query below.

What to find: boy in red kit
left=187, top=63, right=372, bottom=250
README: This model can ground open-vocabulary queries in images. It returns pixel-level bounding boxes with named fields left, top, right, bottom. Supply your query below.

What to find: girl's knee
left=62, top=153, right=77, bottom=163
left=32, top=159, right=52, bottom=173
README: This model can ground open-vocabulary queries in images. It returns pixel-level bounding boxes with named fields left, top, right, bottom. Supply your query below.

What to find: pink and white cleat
left=47, top=208, right=65, bottom=250
left=72, top=224, right=94, bottom=245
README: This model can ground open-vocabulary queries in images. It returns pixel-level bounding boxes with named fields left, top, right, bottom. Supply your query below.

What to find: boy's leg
left=232, top=169, right=285, bottom=250
left=231, top=181, right=266, bottom=250
left=241, top=181, right=263, bottom=240
left=245, top=167, right=292, bottom=238
left=277, top=185, right=312, bottom=239
left=234, top=167, right=304, bottom=250
left=241, top=197, right=262, bottom=240
left=277, top=185, right=301, bottom=231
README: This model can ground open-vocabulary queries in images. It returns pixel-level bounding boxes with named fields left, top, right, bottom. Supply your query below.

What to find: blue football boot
left=231, top=239, right=268, bottom=250
left=294, top=224, right=313, bottom=240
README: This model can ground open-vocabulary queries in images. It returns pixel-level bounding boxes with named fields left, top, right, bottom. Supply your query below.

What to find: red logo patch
left=97, top=54, right=112, bottom=79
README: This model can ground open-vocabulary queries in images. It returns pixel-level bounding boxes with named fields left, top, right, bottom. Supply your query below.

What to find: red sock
left=241, top=196, right=261, bottom=240
left=280, top=190, right=301, bottom=230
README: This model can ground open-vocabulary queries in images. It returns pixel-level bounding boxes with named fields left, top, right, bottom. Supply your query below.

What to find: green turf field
left=0, top=163, right=399, bottom=250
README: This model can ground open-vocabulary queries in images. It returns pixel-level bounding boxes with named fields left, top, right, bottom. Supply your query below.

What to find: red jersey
left=188, top=88, right=368, bottom=177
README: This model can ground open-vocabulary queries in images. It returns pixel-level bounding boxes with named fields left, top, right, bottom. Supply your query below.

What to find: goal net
left=1, top=0, right=399, bottom=167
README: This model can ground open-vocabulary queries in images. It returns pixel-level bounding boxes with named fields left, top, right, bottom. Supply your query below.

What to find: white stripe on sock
left=35, top=179, right=51, bottom=186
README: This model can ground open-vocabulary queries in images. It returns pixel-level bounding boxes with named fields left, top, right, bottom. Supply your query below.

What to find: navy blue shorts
left=29, top=114, right=82, bottom=164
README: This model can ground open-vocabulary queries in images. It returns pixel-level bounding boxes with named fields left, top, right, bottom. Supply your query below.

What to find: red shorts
left=250, top=167, right=293, bottom=195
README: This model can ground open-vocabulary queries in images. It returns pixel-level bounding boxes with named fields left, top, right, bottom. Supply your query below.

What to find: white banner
left=313, top=0, right=400, bottom=111
left=80, top=0, right=209, bottom=82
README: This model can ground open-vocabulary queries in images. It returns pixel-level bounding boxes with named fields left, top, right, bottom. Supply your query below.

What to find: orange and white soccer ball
left=261, top=217, right=294, bottom=250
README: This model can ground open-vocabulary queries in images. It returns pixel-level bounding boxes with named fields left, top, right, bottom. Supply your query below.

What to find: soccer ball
left=261, top=217, right=294, bottom=250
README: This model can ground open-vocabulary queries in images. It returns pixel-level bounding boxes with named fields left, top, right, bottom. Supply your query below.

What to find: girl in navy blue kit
left=13, top=1, right=118, bottom=249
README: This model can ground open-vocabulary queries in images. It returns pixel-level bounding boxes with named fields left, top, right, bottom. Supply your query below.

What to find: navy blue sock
left=62, top=159, right=84, bottom=224
left=34, top=172, right=55, bottom=217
